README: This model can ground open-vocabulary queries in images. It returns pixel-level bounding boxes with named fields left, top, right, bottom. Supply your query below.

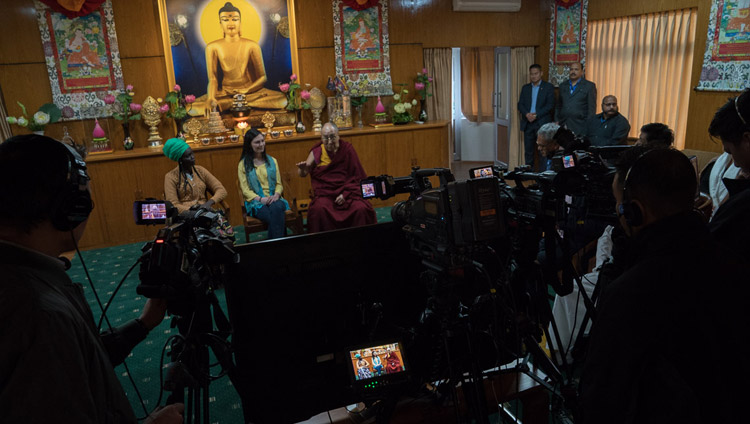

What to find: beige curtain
left=460, top=47, right=495, bottom=123
left=423, top=48, right=453, bottom=160
left=588, top=9, right=696, bottom=149
left=510, top=47, right=535, bottom=169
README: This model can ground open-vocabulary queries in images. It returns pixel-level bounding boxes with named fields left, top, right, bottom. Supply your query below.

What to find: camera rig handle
left=410, top=167, right=455, bottom=193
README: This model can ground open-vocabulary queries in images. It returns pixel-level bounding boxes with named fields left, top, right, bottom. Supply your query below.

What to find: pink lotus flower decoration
left=129, top=103, right=142, bottom=113
left=185, top=94, right=196, bottom=104
left=422, top=68, right=428, bottom=75
left=159, top=104, right=170, bottom=114
left=290, top=74, right=297, bottom=82
left=300, top=90, right=311, bottom=100
left=174, top=84, right=181, bottom=91
left=415, top=82, right=425, bottom=91
left=279, top=83, right=290, bottom=93
left=126, top=84, right=134, bottom=91
left=104, top=94, right=116, bottom=104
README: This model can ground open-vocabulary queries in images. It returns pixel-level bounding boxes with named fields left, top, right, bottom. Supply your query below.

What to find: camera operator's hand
left=144, top=403, right=184, bottom=424
left=139, top=298, right=168, bottom=331
left=199, top=199, right=215, bottom=210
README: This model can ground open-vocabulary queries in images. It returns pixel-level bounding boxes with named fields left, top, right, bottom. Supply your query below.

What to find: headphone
left=51, top=143, right=93, bottom=231
left=617, top=150, right=656, bottom=227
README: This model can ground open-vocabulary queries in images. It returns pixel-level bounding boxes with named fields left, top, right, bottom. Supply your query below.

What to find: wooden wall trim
left=78, top=121, right=450, bottom=249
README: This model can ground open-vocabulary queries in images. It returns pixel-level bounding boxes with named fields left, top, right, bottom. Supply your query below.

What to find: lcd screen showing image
left=563, top=155, right=576, bottom=169
left=361, top=182, right=376, bottom=199
left=142, top=202, right=167, bottom=220
left=471, top=166, right=493, bottom=179
left=349, top=342, right=406, bottom=382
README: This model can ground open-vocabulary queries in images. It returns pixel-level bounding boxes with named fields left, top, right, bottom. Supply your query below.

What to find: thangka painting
left=697, top=0, right=750, bottom=92
left=333, top=0, right=393, bottom=96
left=548, top=0, right=588, bottom=87
left=34, top=0, right=124, bottom=120
left=157, top=0, right=298, bottom=115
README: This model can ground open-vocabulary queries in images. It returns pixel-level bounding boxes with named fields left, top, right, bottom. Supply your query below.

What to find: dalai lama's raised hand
left=335, top=193, right=345, bottom=205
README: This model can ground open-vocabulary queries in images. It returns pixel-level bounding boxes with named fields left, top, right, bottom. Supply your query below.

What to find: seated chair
left=237, top=184, right=303, bottom=243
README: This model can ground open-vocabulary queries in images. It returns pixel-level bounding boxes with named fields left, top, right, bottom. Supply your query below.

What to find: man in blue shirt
left=556, top=62, right=597, bottom=137
left=518, top=64, right=555, bottom=169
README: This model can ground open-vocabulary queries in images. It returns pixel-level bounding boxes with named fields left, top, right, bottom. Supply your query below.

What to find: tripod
left=164, top=289, right=234, bottom=424
left=417, top=258, right=495, bottom=424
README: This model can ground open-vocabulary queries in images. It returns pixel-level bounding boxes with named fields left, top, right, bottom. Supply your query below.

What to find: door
left=494, top=47, right=511, bottom=166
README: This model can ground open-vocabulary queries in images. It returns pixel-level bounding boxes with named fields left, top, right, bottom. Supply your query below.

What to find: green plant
left=391, top=84, right=416, bottom=124
left=414, top=68, right=433, bottom=100
left=6, top=102, right=62, bottom=132
left=349, top=78, right=370, bottom=108
left=105, top=84, right=141, bottom=121
left=279, top=74, right=311, bottom=111
left=164, top=84, right=195, bottom=120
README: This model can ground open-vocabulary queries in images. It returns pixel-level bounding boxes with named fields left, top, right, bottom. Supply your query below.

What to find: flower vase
left=122, top=123, right=134, bottom=150
left=356, top=105, right=364, bottom=128
left=174, top=117, right=187, bottom=138
left=295, top=110, right=306, bottom=133
left=418, top=99, right=428, bottom=122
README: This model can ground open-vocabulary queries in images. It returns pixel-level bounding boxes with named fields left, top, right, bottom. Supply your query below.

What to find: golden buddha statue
left=205, top=2, right=287, bottom=112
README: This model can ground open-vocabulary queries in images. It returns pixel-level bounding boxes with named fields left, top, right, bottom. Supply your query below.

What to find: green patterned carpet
left=66, top=207, right=393, bottom=423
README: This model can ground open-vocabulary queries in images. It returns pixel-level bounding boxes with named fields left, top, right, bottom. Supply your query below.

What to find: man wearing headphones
left=577, top=146, right=744, bottom=423
left=708, top=88, right=750, bottom=261
left=0, top=135, right=183, bottom=423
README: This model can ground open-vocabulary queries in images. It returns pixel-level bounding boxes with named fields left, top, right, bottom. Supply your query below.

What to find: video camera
left=361, top=168, right=505, bottom=265
left=497, top=143, right=631, bottom=227
left=134, top=201, right=239, bottom=315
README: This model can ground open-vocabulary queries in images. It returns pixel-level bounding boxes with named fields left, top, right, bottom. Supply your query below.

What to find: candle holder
left=261, top=111, right=276, bottom=135
left=142, top=96, right=163, bottom=147
left=309, top=87, right=326, bottom=133
left=184, top=118, right=203, bottom=144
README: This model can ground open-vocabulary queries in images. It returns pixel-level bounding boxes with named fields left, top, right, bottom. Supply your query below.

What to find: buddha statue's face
left=220, top=11, right=241, bottom=37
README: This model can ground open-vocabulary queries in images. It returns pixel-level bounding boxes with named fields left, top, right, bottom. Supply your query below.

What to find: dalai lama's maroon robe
left=308, top=140, right=376, bottom=233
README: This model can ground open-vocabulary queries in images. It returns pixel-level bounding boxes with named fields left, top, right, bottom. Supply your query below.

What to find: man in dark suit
left=556, top=62, right=597, bottom=137
left=518, top=64, right=555, bottom=168
left=583, top=95, right=630, bottom=146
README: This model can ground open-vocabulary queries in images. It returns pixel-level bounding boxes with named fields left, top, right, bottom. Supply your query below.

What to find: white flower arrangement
left=391, top=84, right=414, bottom=124
left=6, top=102, right=61, bottom=132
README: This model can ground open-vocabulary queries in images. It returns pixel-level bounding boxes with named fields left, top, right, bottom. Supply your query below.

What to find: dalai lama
left=296, top=122, right=376, bottom=232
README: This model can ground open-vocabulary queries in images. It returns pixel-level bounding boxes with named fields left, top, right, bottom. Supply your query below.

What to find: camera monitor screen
left=361, top=181, right=377, bottom=199
left=469, top=166, right=494, bottom=179
left=348, top=341, right=407, bottom=387
left=563, top=154, right=576, bottom=169
left=133, top=200, right=167, bottom=225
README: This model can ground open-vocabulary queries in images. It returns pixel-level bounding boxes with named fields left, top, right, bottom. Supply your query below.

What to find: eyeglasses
left=735, top=93, right=747, bottom=126
left=321, top=134, right=338, bottom=141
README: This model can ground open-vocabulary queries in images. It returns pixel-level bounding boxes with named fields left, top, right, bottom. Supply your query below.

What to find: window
left=587, top=9, right=697, bottom=148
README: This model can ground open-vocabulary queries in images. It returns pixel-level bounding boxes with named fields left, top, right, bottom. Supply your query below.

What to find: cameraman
left=548, top=124, right=676, bottom=361
left=535, top=122, right=563, bottom=171
left=578, top=146, right=743, bottom=423
left=707, top=88, right=750, bottom=260
left=0, top=135, right=183, bottom=423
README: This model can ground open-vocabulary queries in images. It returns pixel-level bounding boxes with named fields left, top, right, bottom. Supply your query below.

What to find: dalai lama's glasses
left=321, top=134, right=339, bottom=141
